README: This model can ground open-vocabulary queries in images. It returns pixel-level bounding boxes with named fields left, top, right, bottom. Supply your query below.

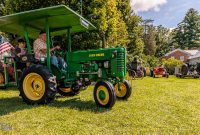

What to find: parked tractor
left=153, top=67, right=169, bottom=78
left=0, top=5, right=132, bottom=108
left=176, top=64, right=200, bottom=78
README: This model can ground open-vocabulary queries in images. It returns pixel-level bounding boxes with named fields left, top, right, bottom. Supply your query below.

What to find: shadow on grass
left=0, top=88, right=19, bottom=91
left=0, top=97, right=34, bottom=117
left=178, top=77, right=199, bottom=79
left=0, top=96, right=110, bottom=116
left=49, top=97, right=111, bottom=113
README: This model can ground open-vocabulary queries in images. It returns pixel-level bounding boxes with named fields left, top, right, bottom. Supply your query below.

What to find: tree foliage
left=116, top=0, right=144, bottom=57
left=144, top=26, right=156, bottom=56
left=91, top=0, right=128, bottom=47
left=155, top=25, right=171, bottom=57
left=127, top=15, right=144, bottom=57
left=162, top=58, right=184, bottom=74
left=142, top=55, right=159, bottom=68
left=173, top=8, right=200, bottom=49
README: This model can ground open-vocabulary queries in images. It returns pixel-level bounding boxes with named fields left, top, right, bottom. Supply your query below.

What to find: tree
left=0, top=0, right=5, bottom=16
left=91, top=0, right=128, bottom=48
left=116, top=0, right=132, bottom=24
left=127, top=15, right=144, bottom=56
left=116, top=0, right=144, bottom=57
left=155, top=25, right=171, bottom=57
left=144, top=26, right=156, bottom=56
left=173, top=8, right=200, bottom=49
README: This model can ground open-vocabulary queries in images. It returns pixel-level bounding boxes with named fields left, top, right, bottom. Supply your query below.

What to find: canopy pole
left=23, top=26, right=31, bottom=54
left=66, top=28, right=71, bottom=80
left=67, top=28, right=71, bottom=52
left=45, top=19, right=51, bottom=70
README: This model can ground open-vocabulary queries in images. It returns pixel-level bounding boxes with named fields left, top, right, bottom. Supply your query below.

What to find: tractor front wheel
left=94, top=81, right=116, bottom=108
left=114, top=80, right=132, bottom=100
left=19, top=65, right=57, bottom=104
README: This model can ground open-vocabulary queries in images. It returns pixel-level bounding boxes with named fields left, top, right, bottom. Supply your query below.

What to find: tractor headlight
left=104, top=61, right=109, bottom=68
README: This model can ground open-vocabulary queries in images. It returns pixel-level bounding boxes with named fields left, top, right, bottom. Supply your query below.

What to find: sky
left=131, top=0, right=200, bottom=28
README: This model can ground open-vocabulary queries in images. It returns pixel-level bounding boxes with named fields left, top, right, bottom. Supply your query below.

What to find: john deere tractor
left=0, top=5, right=132, bottom=108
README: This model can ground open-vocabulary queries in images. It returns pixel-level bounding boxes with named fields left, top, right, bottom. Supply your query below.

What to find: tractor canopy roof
left=0, top=5, right=96, bottom=39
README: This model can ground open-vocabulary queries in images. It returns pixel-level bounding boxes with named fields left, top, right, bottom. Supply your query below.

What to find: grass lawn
left=0, top=76, right=200, bottom=134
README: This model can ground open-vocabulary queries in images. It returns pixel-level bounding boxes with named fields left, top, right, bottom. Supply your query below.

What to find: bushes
left=142, top=55, right=159, bottom=68
left=162, top=58, right=184, bottom=75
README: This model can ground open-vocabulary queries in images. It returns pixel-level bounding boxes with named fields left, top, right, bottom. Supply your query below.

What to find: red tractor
left=153, top=67, right=169, bottom=78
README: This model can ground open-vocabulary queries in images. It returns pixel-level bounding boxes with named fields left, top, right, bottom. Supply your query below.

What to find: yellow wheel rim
left=23, top=73, right=45, bottom=101
left=0, top=73, right=4, bottom=84
left=96, top=86, right=109, bottom=105
left=115, top=83, right=127, bottom=98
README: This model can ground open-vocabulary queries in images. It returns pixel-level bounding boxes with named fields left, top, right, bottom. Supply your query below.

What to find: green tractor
left=0, top=5, right=132, bottom=108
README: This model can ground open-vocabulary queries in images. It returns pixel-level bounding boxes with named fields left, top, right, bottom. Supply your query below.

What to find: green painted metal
left=23, top=26, right=32, bottom=54
left=4, top=57, right=8, bottom=86
left=51, top=66, right=62, bottom=80
left=0, top=5, right=96, bottom=39
left=4, top=66, right=8, bottom=86
left=67, top=47, right=126, bottom=83
left=45, top=19, right=51, bottom=70
left=67, top=28, right=71, bottom=52
left=99, top=90, right=106, bottom=100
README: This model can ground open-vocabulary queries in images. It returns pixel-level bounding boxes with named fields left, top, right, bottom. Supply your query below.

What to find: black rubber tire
left=19, top=64, right=57, bottom=105
left=115, top=80, right=132, bottom=100
left=94, top=81, right=116, bottom=108
left=181, top=64, right=188, bottom=76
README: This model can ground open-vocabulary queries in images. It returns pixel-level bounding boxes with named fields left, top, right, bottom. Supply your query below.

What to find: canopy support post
left=67, top=28, right=71, bottom=52
left=23, top=26, right=32, bottom=54
left=66, top=28, right=71, bottom=80
left=45, top=19, right=51, bottom=70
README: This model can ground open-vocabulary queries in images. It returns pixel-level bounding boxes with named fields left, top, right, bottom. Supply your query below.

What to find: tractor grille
left=117, top=52, right=125, bottom=72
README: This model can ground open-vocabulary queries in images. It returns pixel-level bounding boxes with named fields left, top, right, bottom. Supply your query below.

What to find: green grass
left=0, top=76, right=200, bottom=134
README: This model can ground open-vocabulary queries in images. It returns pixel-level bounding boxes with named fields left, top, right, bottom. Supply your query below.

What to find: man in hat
left=33, top=31, right=65, bottom=69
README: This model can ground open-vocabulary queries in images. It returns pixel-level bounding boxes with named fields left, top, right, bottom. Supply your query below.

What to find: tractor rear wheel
left=0, top=71, right=6, bottom=89
left=0, top=71, right=4, bottom=84
left=19, top=65, right=57, bottom=105
left=94, top=81, right=116, bottom=108
left=114, top=80, right=132, bottom=100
